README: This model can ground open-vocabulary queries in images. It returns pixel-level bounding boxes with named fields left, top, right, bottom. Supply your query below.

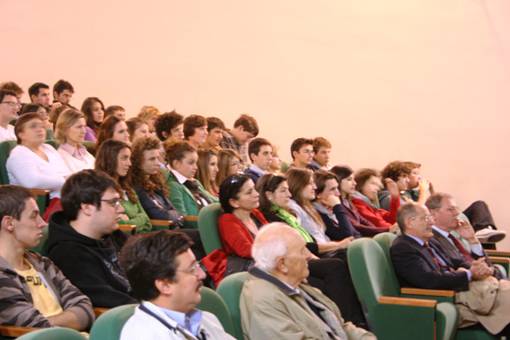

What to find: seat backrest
left=89, top=304, right=136, bottom=340
left=347, top=238, right=400, bottom=315
left=197, top=203, right=223, bottom=254
left=0, top=140, right=17, bottom=185
left=17, top=327, right=86, bottom=340
left=197, top=287, right=235, bottom=336
left=216, top=271, right=249, bottom=340
left=373, top=232, right=397, bottom=262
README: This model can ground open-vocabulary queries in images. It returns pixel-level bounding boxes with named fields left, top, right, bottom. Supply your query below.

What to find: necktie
left=448, top=233, right=473, bottom=263
left=423, top=243, right=444, bottom=271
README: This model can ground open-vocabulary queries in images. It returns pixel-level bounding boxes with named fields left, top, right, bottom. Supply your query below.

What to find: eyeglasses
left=101, top=197, right=122, bottom=208
left=177, top=262, right=203, bottom=276
left=1, top=101, right=21, bottom=108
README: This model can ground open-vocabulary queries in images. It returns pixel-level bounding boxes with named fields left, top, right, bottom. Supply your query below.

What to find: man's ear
left=0, top=216, right=14, bottom=232
left=80, top=203, right=96, bottom=217
left=155, top=278, right=174, bottom=296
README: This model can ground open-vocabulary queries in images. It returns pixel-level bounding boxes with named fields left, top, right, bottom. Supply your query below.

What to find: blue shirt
left=159, top=306, right=203, bottom=336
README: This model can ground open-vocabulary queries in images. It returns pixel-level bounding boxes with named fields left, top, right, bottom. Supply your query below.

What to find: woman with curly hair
left=81, top=97, right=105, bottom=142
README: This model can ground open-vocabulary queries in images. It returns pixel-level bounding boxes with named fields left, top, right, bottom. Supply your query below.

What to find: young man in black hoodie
left=47, top=169, right=136, bottom=308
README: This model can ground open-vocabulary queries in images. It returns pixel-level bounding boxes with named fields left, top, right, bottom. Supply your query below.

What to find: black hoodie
left=46, top=211, right=136, bottom=307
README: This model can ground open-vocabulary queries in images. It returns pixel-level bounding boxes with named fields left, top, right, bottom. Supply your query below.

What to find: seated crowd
left=0, top=79, right=508, bottom=339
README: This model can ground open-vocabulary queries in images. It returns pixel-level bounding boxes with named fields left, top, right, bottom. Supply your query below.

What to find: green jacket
left=120, top=196, right=152, bottom=233
left=164, top=169, right=218, bottom=228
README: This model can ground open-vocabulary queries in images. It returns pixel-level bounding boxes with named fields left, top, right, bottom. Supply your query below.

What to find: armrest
left=0, top=325, right=37, bottom=337
left=94, top=307, right=108, bottom=317
left=489, top=256, right=510, bottom=264
left=184, top=215, right=198, bottom=222
left=486, top=250, right=510, bottom=257
left=379, top=296, right=436, bottom=308
left=118, top=224, right=136, bottom=233
left=28, top=188, right=50, bottom=197
left=150, top=219, right=172, bottom=227
left=400, top=287, right=455, bottom=303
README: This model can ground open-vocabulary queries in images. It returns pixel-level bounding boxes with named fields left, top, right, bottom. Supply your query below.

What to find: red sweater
left=202, top=209, right=267, bottom=286
left=351, top=195, right=400, bottom=228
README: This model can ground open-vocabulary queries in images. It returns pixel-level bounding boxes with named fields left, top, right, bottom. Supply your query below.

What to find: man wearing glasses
left=47, top=169, right=137, bottom=308
left=0, top=90, right=20, bottom=142
left=119, top=230, right=235, bottom=340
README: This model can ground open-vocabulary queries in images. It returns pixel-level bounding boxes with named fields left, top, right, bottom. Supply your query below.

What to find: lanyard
left=139, top=304, right=207, bottom=340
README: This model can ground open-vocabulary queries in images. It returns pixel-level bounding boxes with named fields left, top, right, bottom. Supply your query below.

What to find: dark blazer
left=317, top=204, right=361, bottom=240
left=390, top=234, right=470, bottom=291
left=244, top=167, right=262, bottom=185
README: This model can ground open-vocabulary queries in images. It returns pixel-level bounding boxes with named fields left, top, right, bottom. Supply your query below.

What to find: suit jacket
left=390, top=234, right=470, bottom=291
left=244, top=167, right=262, bottom=184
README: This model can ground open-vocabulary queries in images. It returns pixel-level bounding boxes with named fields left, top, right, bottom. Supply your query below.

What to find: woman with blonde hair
left=55, top=108, right=95, bottom=173
left=137, top=105, right=160, bottom=134
left=215, top=149, right=243, bottom=189
left=196, top=148, right=220, bottom=196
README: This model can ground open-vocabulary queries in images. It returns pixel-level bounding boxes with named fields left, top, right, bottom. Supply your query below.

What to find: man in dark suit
left=390, top=203, right=510, bottom=336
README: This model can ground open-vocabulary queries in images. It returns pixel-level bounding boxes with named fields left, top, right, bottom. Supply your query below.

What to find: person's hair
left=20, top=104, right=46, bottom=115
left=14, top=112, right=44, bottom=144
left=138, top=106, right=160, bottom=123
left=233, top=114, right=259, bottom=136
left=0, top=82, right=23, bottom=96
left=55, top=109, right=85, bottom=144
left=96, top=115, right=125, bottom=148
left=0, top=89, right=17, bottom=103
left=126, top=117, right=147, bottom=141
left=397, top=202, right=420, bottom=233
left=354, top=168, right=380, bottom=192
left=48, top=104, right=68, bottom=129
left=154, top=111, right=183, bottom=141
left=164, top=141, right=196, bottom=166
left=183, top=114, right=207, bottom=139
left=251, top=223, right=289, bottom=271
left=330, top=165, right=353, bottom=183
left=219, top=174, right=251, bottom=214
left=81, top=97, right=105, bottom=130
left=312, top=137, right=332, bottom=153
left=196, top=148, right=219, bottom=194
left=216, top=149, right=242, bottom=189
left=53, top=79, right=74, bottom=95
left=28, top=82, right=49, bottom=98
left=381, top=161, right=411, bottom=182
left=206, top=117, right=225, bottom=132
left=105, top=105, right=125, bottom=118
left=290, top=138, right=313, bottom=160
left=402, top=161, right=421, bottom=170
left=256, top=174, right=287, bottom=213
left=248, top=137, right=272, bottom=162
left=286, top=168, right=324, bottom=226
left=425, top=192, right=452, bottom=211
left=313, top=170, right=338, bottom=196
left=130, top=137, right=168, bottom=196
left=0, top=185, right=34, bottom=224
left=119, top=230, right=193, bottom=301
left=61, top=169, right=119, bottom=221
left=95, top=139, right=137, bottom=203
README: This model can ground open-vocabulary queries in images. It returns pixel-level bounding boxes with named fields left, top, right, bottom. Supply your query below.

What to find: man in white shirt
left=0, top=90, right=19, bottom=142
left=119, top=230, right=235, bottom=340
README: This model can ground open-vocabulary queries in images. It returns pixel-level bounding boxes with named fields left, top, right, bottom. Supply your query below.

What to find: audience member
left=331, top=165, right=387, bottom=236
left=96, top=115, right=131, bottom=148
left=46, top=170, right=136, bottom=307
left=220, top=114, right=259, bottom=165
left=379, top=161, right=413, bottom=209
left=391, top=203, right=510, bottom=336
left=183, top=114, right=208, bottom=149
left=20, top=104, right=53, bottom=136
left=55, top=109, right=95, bottom=173
left=28, top=82, right=51, bottom=108
left=81, top=97, right=105, bottom=142
left=105, top=105, right=126, bottom=120
left=164, top=142, right=217, bottom=227
left=289, top=137, right=314, bottom=170
left=0, top=82, right=24, bottom=101
left=203, top=116, right=225, bottom=152
left=202, top=174, right=266, bottom=286
left=52, top=80, right=74, bottom=107
left=119, top=230, right=235, bottom=340
left=0, top=185, right=94, bottom=330
left=215, top=149, right=243, bottom=190
left=95, top=139, right=152, bottom=233
left=137, top=105, right=161, bottom=134
left=244, top=137, right=273, bottom=184
left=154, top=111, right=184, bottom=142
left=126, top=117, right=150, bottom=143
left=7, top=113, right=70, bottom=220
left=0, top=90, right=19, bottom=142
left=269, top=146, right=283, bottom=174
left=196, top=148, right=220, bottom=197
left=240, top=223, right=375, bottom=340
left=311, top=137, right=332, bottom=170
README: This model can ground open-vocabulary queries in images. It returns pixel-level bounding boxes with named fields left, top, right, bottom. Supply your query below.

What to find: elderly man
left=241, top=222, right=375, bottom=340
left=119, top=230, right=234, bottom=340
left=391, top=202, right=510, bottom=336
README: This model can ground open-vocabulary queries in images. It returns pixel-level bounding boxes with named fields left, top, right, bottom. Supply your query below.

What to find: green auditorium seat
left=89, top=304, right=136, bottom=340
left=16, top=327, right=86, bottom=340
left=197, top=203, right=223, bottom=254
left=216, top=271, right=249, bottom=340
left=197, top=286, right=235, bottom=336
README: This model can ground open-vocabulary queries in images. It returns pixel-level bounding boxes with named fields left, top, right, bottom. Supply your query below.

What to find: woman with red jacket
left=202, top=174, right=267, bottom=286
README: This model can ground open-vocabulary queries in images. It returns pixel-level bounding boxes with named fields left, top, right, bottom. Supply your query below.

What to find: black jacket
left=46, top=212, right=136, bottom=307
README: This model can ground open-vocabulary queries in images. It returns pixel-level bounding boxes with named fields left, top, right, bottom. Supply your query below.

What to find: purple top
left=84, top=126, right=97, bottom=142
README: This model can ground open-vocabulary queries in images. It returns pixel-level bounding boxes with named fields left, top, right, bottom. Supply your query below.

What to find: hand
left=456, top=219, right=477, bottom=243
left=119, top=213, right=129, bottom=221
left=470, top=259, right=493, bottom=280
left=323, top=194, right=341, bottom=208
left=336, top=236, right=354, bottom=249
left=385, top=178, right=400, bottom=198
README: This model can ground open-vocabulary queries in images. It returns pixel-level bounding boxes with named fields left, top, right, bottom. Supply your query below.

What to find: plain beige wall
left=3, top=0, right=510, bottom=246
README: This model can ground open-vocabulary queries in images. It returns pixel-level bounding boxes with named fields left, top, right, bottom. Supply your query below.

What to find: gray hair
left=396, top=202, right=421, bottom=233
left=425, top=192, right=452, bottom=210
left=251, top=222, right=290, bottom=272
